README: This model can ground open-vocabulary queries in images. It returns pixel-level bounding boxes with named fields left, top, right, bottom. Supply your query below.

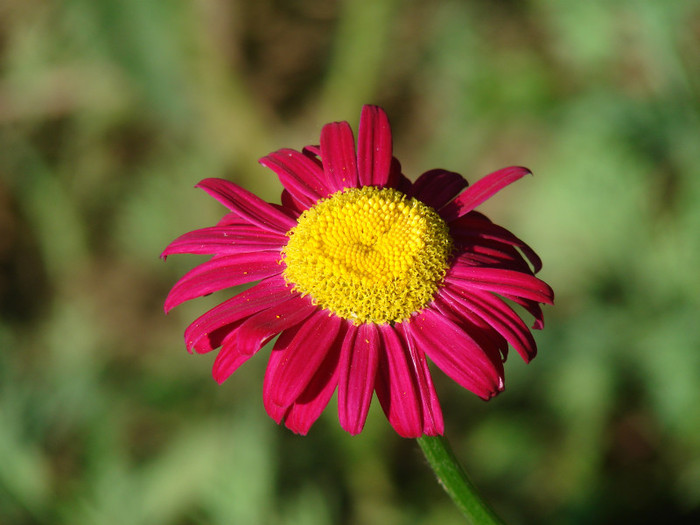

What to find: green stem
left=417, top=435, right=505, bottom=525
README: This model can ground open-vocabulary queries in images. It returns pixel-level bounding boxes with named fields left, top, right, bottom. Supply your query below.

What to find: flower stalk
left=417, top=435, right=504, bottom=525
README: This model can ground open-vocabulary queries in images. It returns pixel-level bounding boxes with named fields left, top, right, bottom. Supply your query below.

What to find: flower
left=162, top=105, right=554, bottom=438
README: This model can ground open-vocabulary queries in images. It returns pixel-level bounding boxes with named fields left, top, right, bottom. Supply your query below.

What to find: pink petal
left=441, top=286, right=537, bottom=363
left=235, top=294, right=317, bottom=357
left=161, top=225, right=285, bottom=259
left=357, top=105, right=392, bottom=187
left=283, top=330, right=344, bottom=434
left=337, top=323, right=380, bottom=435
left=390, top=158, right=412, bottom=193
left=396, top=323, right=444, bottom=436
left=280, top=189, right=307, bottom=217
left=212, top=295, right=316, bottom=384
left=376, top=325, right=433, bottom=437
left=263, top=311, right=343, bottom=410
left=320, top=121, right=358, bottom=191
left=216, top=212, right=244, bottom=226
left=435, top=285, right=496, bottom=332
left=446, top=258, right=554, bottom=305
left=263, top=396, right=288, bottom=426
left=259, top=149, right=329, bottom=207
left=433, top=291, right=509, bottom=361
left=183, top=276, right=294, bottom=353
left=406, top=307, right=504, bottom=400
left=196, top=178, right=297, bottom=234
left=452, top=243, right=533, bottom=275
left=302, top=145, right=322, bottom=158
left=410, top=169, right=469, bottom=210
left=449, top=215, right=542, bottom=273
left=164, top=251, right=283, bottom=312
left=211, top=329, right=250, bottom=384
left=440, top=166, right=531, bottom=222
left=505, top=295, right=546, bottom=329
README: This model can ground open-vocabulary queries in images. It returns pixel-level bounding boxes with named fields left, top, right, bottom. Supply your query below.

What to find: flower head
left=162, top=105, right=554, bottom=437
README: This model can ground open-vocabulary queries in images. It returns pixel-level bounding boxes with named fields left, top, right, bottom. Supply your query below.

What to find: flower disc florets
left=282, top=186, right=453, bottom=324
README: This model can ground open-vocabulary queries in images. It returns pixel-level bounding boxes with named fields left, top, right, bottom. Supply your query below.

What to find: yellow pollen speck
left=282, top=187, right=453, bottom=324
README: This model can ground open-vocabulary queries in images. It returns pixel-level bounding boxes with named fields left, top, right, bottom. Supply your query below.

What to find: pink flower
left=162, top=105, right=553, bottom=437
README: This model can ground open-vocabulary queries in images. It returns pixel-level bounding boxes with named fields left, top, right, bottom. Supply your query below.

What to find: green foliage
left=1, top=0, right=699, bottom=523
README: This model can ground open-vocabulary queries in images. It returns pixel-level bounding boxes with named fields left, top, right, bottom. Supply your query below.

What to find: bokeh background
left=2, top=0, right=699, bottom=523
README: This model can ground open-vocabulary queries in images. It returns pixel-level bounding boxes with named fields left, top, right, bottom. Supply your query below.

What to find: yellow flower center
left=282, top=186, right=453, bottom=324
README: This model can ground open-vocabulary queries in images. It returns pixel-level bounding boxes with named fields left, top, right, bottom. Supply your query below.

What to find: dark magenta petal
left=449, top=215, right=542, bottom=273
left=281, top=327, right=344, bottom=435
left=211, top=330, right=250, bottom=384
left=453, top=243, right=533, bottom=275
left=376, top=324, right=444, bottom=437
left=389, top=157, right=411, bottom=193
left=212, top=295, right=316, bottom=384
left=505, top=295, right=546, bottom=329
left=302, top=144, right=321, bottom=158
left=164, top=252, right=283, bottom=312
left=196, top=178, right=297, bottom=234
left=263, top=393, right=288, bottom=425
left=441, top=286, right=537, bottom=363
left=320, top=121, right=358, bottom=191
left=432, top=294, right=510, bottom=372
left=375, top=325, right=422, bottom=438
left=161, top=225, right=285, bottom=259
left=447, top=258, right=555, bottom=305
left=407, top=307, right=504, bottom=400
left=216, top=212, right=244, bottom=226
left=183, top=276, right=294, bottom=353
left=337, top=323, right=380, bottom=435
left=259, top=148, right=329, bottom=207
left=280, top=189, right=306, bottom=217
left=435, top=286, right=494, bottom=331
left=264, top=311, right=343, bottom=409
left=411, top=169, right=469, bottom=210
left=434, top=289, right=509, bottom=360
left=440, top=166, right=531, bottom=222
left=357, top=105, right=392, bottom=187
left=235, top=294, right=317, bottom=357
left=396, top=323, right=445, bottom=436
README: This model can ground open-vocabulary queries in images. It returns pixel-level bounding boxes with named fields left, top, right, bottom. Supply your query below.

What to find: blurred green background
left=1, top=0, right=699, bottom=523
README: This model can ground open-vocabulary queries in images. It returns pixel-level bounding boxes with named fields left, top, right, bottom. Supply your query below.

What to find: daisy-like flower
left=162, top=105, right=553, bottom=438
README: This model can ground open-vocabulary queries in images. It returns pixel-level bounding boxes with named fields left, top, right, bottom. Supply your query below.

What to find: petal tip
left=212, top=368, right=228, bottom=385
